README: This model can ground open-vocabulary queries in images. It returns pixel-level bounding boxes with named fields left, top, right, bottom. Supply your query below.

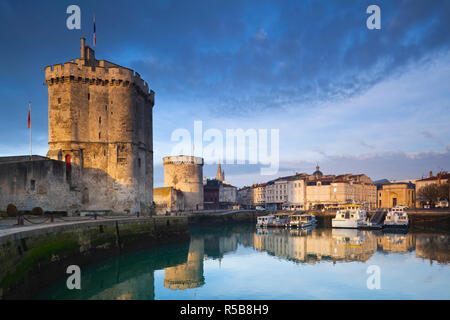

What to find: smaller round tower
left=163, top=155, right=204, bottom=210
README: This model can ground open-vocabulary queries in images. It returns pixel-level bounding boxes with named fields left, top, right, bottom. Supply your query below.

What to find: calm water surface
left=36, top=224, right=450, bottom=299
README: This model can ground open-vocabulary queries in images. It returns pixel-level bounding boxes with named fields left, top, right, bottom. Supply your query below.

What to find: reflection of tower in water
left=164, top=237, right=205, bottom=290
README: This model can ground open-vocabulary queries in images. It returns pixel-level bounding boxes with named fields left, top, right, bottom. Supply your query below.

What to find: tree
left=438, top=183, right=450, bottom=203
left=417, top=184, right=440, bottom=208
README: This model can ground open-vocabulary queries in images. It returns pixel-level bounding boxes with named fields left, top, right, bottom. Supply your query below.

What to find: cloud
left=127, top=0, right=450, bottom=115
left=253, top=29, right=268, bottom=41
left=0, top=0, right=449, bottom=189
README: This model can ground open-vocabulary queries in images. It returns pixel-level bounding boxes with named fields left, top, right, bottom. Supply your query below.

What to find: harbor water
left=36, top=224, right=450, bottom=300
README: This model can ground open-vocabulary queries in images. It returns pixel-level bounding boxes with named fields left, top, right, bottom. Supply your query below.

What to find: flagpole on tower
left=93, top=15, right=96, bottom=49
left=28, top=101, right=32, bottom=160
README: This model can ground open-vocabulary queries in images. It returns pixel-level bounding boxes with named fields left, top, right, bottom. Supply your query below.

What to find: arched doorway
left=390, top=192, right=398, bottom=207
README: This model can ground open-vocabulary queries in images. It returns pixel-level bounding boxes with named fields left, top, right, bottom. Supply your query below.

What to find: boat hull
left=332, top=219, right=358, bottom=229
left=384, top=223, right=409, bottom=229
left=290, top=221, right=317, bottom=229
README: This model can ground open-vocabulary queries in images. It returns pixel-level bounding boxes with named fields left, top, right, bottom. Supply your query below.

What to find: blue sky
left=0, top=0, right=449, bottom=187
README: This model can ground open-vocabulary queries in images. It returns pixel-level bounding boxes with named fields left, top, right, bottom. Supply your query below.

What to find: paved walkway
left=0, top=215, right=165, bottom=239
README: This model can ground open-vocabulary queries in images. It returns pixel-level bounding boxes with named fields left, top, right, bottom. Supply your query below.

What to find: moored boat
left=289, top=214, right=317, bottom=228
left=256, top=215, right=275, bottom=228
left=332, top=205, right=369, bottom=229
left=384, top=207, right=409, bottom=229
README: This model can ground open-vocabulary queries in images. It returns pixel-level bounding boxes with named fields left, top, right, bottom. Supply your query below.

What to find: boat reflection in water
left=35, top=224, right=450, bottom=300
left=254, top=228, right=379, bottom=263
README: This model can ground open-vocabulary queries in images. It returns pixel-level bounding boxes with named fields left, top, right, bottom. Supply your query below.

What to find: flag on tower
left=93, top=15, right=96, bottom=47
left=28, top=104, right=31, bottom=129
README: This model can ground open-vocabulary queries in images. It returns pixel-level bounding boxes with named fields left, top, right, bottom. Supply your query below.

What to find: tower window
left=105, top=105, right=107, bottom=111
left=57, top=98, right=61, bottom=104
left=88, top=93, right=90, bottom=100
left=30, top=180, right=36, bottom=191
left=98, top=132, right=101, bottom=139
left=99, top=117, right=101, bottom=125
left=138, top=158, right=141, bottom=168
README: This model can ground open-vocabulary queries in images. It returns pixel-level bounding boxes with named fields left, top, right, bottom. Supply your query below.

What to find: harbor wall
left=0, top=216, right=189, bottom=299
left=187, top=210, right=266, bottom=226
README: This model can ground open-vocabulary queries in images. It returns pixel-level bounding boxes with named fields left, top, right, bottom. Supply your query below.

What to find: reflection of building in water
left=164, top=237, right=205, bottom=290
left=415, top=234, right=450, bottom=264
left=377, top=234, right=415, bottom=253
left=204, top=233, right=240, bottom=259
left=91, top=272, right=155, bottom=300
left=253, top=229, right=378, bottom=263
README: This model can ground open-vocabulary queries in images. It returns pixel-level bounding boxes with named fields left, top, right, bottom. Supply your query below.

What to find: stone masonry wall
left=163, top=156, right=204, bottom=211
left=0, top=159, right=80, bottom=213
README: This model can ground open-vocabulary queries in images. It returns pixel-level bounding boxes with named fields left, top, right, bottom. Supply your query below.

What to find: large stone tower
left=44, top=38, right=154, bottom=214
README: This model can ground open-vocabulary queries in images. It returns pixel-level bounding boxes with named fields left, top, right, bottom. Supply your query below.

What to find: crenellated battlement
left=44, top=38, right=153, bottom=100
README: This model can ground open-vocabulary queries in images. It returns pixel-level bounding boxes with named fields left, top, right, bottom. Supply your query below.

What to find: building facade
left=257, top=166, right=377, bottom=210
left=414, top=171, right=449, bottom=208
left=203, top=179, right=221, bottom=210
left=237, top=186, right=253, bottom=208
left=252, top=183, right=266, bottom=206
left=377, top=182, right=416, bottom=208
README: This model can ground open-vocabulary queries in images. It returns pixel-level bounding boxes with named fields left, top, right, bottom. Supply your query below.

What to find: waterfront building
left=204, top=179, right=221, bottom=210
left=220, top=182, right=237, bottom=207
left=285, top=174, right=308, bottom=210
left=252, top=183, right=266, bottom=206
left=203, top=163, right=237, bottom=209
left=261, top=166, right=377, bottom=210
left=237, top=186, right=254, bottom=208
left=415, top=171, right=449, bottom=208
left=377, top=182, right=415, bottom=208
left=265, top=177, right=289, bottom=209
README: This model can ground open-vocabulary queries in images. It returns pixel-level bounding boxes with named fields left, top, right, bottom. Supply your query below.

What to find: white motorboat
left=289, top=214, right=317, bottom=228
left=384, top=207, right=409, bottom=229
left=332, top=206, right=369, bottom=229
left=256, top=215, right=275, bottom=228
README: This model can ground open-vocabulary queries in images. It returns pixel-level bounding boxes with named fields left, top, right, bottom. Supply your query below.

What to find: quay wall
left=0, top=216, right=189, bottom=299
left=187, top=210, right=266, bottom=226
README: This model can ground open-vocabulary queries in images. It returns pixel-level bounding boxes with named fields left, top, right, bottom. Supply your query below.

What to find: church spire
left=216, top=161, right=224, bottom=181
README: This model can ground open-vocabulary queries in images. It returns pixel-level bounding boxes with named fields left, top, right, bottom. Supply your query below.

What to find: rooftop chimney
left=80, top=37, right=86, bottom=59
